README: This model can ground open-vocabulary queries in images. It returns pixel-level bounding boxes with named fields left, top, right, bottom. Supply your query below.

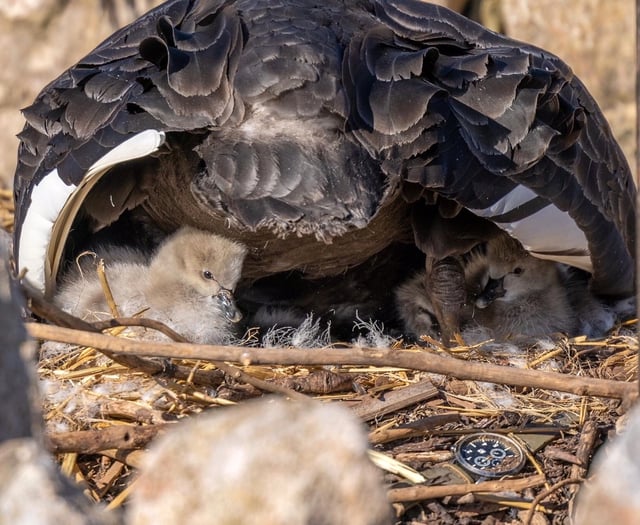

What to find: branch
left=28, top=290, right=200, bottom=379
left=26, top=323, right=638, bottom=400
left=523, top=478, right=584, bottom=525
left=92, top=316, right=189, bottom=342
left=46, top=424, right=167, bottom=454
left=352, top=378, right=439, bottom=422
left=387, top=474, right=545, bottom=503
left=27, top=292, right=308, bottom=400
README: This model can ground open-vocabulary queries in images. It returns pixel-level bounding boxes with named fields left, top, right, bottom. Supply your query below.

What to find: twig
left=277, top=369, right=355, bottom=394
left=569, top=419, right=600, bottom=504
left=92, top=317, right=187, bottom=342
left=369, top=413, right=460, bottom=444
left=387, top=474, right=545, bottom=503
left=100, top=448, right=145, bottom=469
left=209, top=360, right=310, bottom=401
left=94, top=460, right=126, bottom=498
left=571, top=420, right=599, bottom=479
left=95, top=318, right=309, bottom=400
left=26, top=323, right=639, bottom=400
left=98, top=399, right=168, bottom=425
left=96, top=259, right=119, bottom=317
left=393, top=450, right=455, bottom=464
left=543, top=447, right=582, bottom=466
left=352, top=378, right=439, bottom=421
left=510, top=432, right=550, bottom=490
left=27, top=292, right=308, bottom=400
left=28, top=290, right=186, bottom=377
left=105, top=477, right=137, bottom=510
left=523, top=478, right=584, bottom=525
left=46, top=424, right=168, bottom=454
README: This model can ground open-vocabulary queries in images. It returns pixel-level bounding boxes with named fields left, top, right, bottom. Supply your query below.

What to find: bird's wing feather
left=347, top=0, right=636, bottom=296
left=12, top=0, right=635, bottom=299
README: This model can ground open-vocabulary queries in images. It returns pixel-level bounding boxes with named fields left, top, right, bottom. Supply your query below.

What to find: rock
left=0, top=230, right=117, bottom=523
left=128, top=399, right=392, bottom=525
left=574, top=404, right=640, bottom=524
left=0, top=229, right=38, bottom=442
left=0, top=439, right=120, bottom=525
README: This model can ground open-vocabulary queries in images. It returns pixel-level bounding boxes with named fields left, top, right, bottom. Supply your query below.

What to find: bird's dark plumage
left=13, top=0, right=635, bottom=309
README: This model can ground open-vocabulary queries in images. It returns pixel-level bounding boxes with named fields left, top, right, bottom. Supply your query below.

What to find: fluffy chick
left=396, top=234, right=576, bottom=341
left=56, top=227, right=247, bottom=344
left=464, top=235, right=575, bottom=339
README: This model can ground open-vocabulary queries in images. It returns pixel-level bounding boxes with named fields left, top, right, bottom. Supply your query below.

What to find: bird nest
left=2, top=193, right=638, bottom=524
left=31, top=313, right=637, bottom=524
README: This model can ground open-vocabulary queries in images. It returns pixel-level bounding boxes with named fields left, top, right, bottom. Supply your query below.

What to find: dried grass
left=33, top=318, right=637, bottom=523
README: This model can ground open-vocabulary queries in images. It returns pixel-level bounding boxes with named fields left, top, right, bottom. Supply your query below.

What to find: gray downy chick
left=55, top=227, right=247, bottom=344
left=395, top=234, right=577, bottom=341
left=463, top=234, right=576, bottom=340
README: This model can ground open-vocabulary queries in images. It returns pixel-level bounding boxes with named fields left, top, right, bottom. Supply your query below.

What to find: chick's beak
left=216, top=289, right=243, bottom=322
left=475, top=276, right=505, bottom=309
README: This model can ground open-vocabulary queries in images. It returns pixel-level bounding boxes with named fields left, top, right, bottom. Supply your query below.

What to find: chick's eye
left=203, top=270, right=214, bottom=280
left=513, top=267, right=524, bottom=275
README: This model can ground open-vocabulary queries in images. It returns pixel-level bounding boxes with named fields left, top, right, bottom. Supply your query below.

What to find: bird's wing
left=14, top=0, right=210, bottom=292
left=14, top=0, right=387, bottom=294
left=12, top=0, right=635, bottom=300
left=344, top=0, right=635, bottom=296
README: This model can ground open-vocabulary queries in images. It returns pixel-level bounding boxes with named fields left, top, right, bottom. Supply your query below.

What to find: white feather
left=85, top=129, right=165, bottom=179
left=18, top=130, right=166, bottom=294
left=473, top=185, right=538, bottom=216
left=18, top=170, right=75, bottom=289
left=470, top=187, right=591, bottom=271
left=505, top=206, right=591, bottom=271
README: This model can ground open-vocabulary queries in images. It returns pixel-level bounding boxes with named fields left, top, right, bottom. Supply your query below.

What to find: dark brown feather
left=12, top=0, right=635, bottom=303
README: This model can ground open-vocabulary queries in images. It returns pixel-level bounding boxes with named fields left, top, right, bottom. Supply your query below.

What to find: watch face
left=453, top=432, right=526, bottom=478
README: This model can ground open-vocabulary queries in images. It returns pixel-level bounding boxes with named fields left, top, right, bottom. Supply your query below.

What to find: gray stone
left=574, top=404, right=640, bottom=524
left=0, top=439, right=120, bottom=525
left=0, top=230, right=37, bottom=442
left=128, top=399, right=392, bottom=525
left=0, top=230, right=118, bottom=524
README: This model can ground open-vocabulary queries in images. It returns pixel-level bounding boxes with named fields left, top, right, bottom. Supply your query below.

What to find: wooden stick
left=352, top=378, right=439, bottom=421
left=27, top=293, right=307, bottom=400
left=387, top=474, right=545, bottom=503
left=213, top=361, right=310, bottom=401
left=96, top=259, right=119, bottom=318
left=369, top=413, right=460, bottom=444
left=26, top=323, right=638, bottom=400
left=523, top=478, right=584, bottom=525
left=28, top=291, right=191, bottom=378
left=98, top=400, right=168, bottom=425
left=93, top=317, right=188, bottom=343
left=571, top=420, right=599, bottom=478
left=100, top=448, right=145, bottom=469
left=543, top=447, right=582, bottom=466
left=276, top=369, right=355, bottom=394
left=393, top=450, right=455, bottom=464
left=93, top=317, right=309, bottom=400
left=46, top=424, right=167, bottom=454
left=569, top=420, right=599, bottom=502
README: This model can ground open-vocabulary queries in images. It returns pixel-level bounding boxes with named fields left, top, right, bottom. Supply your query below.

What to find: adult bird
left=12, top=0, right=635, bottom=338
